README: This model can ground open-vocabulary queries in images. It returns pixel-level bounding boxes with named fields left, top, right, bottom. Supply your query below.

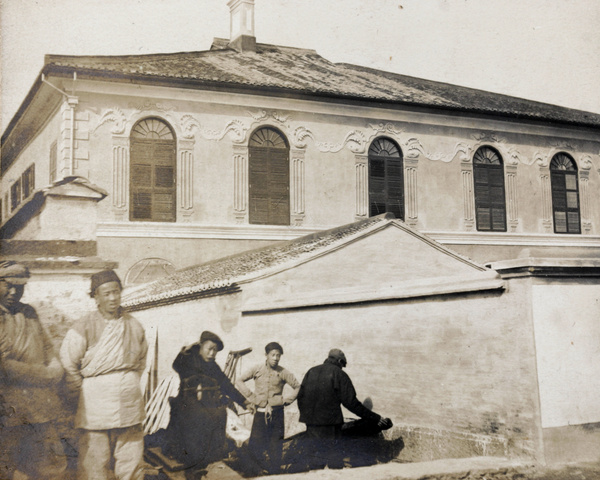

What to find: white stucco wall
left=532, top=282, right=600, bottom=428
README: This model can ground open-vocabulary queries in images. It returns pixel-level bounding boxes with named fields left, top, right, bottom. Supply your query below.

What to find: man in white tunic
left=61, top=269, right=147, bottom=480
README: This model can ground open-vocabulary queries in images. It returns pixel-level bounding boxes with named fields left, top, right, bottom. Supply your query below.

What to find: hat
left=90, top=270, right=122, bottom=297
left=328, top=348, right=347, bottom=367
left=0, top=261, right=30, bottom=285
left=200, top=331, right=224, bottom=351
left=265, top=342, right=283, bottom=355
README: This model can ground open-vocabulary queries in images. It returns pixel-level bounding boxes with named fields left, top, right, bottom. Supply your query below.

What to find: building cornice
left=97, top=223, right=600, bottom=248
left=424, top=231, right=600, bottom=248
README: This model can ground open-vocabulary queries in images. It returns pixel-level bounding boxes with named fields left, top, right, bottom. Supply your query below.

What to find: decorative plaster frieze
left=403, top=138, right=471, bottom=163
left=354, top=155, right=368, bottom=219
left=532, top=142, right=586, bottom=168
left=180, top=115, right=201, bottom=140
left=200, top=119, right=248, bottom=143
left=580, top=155, right=593, bottom=170
left=248, top=110, right=290, bottom=125
left=93, top=108, right=127, bottom=135
left=292, top=126, right=366, bottom=153
left=128, top=101, right=175, bottom=114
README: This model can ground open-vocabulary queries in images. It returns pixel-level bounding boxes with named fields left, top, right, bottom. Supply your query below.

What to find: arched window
left=248, top=127, right=290, bottom=225
left=550, top=152, right=580, bottom=234
left=368, top=137, right=404, bottom=219
left=473, top=146, right=506, bottom=232
left=124, top=257, right=176, bottom=286
left=130, top=118, right=176, bottom=222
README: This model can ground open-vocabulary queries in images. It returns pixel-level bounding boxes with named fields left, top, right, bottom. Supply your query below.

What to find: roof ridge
left=122, top=214, right=396, bottom=308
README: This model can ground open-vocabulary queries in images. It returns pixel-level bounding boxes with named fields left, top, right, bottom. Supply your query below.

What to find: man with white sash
left=61, top=269, right=147, bottom=480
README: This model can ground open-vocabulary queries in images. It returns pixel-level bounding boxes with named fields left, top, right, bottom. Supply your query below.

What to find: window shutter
left=248, top=127, right=290, bottom=226
left=130, top=135, right=176, bottom=222
left=551, top=169, right=580, bottom=234
left=268, top=148, right=290, bottom=225
left=249, top=147, right=271, bottom=225
left=368, top=138, right=404, bottom=220
left=386, top=157, right=404, bottom=220
left=473, top=156, right=506, bottom=232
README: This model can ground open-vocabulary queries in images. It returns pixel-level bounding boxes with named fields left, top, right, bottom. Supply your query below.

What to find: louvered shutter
left=551, top=171, right=580, bottom=234
left=474, top=163, right=506, bottom=231
left=249, top=146, right=290, bottom=225
left=130, top=139, right=176, bottom=222
left=369, top=156, right=404, bottom=220
left=386, top=157, right=404, bottom=220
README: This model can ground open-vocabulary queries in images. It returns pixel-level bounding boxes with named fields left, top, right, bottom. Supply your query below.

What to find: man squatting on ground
left=236, top=341, right=300, bottom=474
left=61, top=270, right=148, bottom=480
left=0, top=261, right=67, bottom=479
left=298, top=348, right=393, bottom=469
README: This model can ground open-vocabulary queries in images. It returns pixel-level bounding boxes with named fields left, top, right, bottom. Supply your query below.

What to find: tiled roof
left=122, top=213, right=487, bottom=310
left=44, top=38, right=600, bottom=128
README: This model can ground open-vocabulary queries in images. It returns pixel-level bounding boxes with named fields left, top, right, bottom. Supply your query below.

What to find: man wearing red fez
left=236, top=341, right=300, bottom=474
left=0, top=261, right=67, bottom=479
left=60, top=269, right=147, bottom=479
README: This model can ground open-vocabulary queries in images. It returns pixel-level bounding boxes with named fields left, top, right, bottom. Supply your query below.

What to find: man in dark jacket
left=166, top=331, right=255, bottom=474
left=297, top=348, right=392, bottom=469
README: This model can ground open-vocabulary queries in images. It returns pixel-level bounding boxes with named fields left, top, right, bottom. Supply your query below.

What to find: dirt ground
left=404, top=461, right=600, bottom=480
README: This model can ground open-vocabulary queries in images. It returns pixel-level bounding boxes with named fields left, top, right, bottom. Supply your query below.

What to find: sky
left=1, top=0, right=599, bottom=133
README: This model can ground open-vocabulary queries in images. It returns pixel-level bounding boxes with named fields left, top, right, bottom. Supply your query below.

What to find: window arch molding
left=472, top=145, right=507, bottom=232
left=367, top=136, right=404, bottom=220
left=550, top=152, right=580, bottom=234
left=129, top=117, right=177, bottom=222
left=248, top=126, right=291, bottom=225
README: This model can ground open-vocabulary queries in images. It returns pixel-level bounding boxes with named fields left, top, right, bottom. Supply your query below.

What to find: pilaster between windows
left=233, top=144, right=248, bottom=224
left=579, top=169, right=592, bottom=233
left=505, top=164, right=519, bottom=232
left=460, top=159, right=475, bottom=231
left=112, top=136, right=129, bottom=221
left=178, top=139, right=195, bottom=222
left=538, top=166, right=552, bottom=233
left=405, top=157, right=418, bottom=227
left=291, top=148, right=305, bottom=226
left=354, top=154, right=368, bottom=220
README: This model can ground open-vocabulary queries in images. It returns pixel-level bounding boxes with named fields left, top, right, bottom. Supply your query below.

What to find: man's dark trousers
left=248, top=408, right=285, bottom=473
left=304, top=424, right=344, bottom=470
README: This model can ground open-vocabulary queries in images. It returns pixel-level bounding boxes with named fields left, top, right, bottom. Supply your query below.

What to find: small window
left=10, top=180, right=21, bottom=211
left=21, top=164, right=35, bottom=199
left=550, top=152, right=580, bottom=234
left=473, top=146, right=507, bottom=232
left=368, top=137, right=404, bottom=220
left=49, top=141, right=58, bottom=183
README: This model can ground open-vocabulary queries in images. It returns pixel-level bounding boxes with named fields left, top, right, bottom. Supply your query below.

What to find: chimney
left=227, top=0, right=256, bottom=52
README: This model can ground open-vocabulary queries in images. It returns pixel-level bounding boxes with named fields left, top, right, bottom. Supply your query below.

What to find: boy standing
left=236, top=342, right=300, bottom=474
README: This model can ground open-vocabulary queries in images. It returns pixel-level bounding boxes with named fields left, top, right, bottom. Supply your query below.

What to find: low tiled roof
left=122, top=214, right=394, bottom=309
left=122, top=213, right=488, bottom=310
left=44, top=38, right=600, bottom=128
